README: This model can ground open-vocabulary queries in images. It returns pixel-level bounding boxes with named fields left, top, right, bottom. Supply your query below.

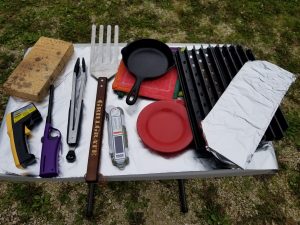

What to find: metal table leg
left=177, top=179, right=188, bottom=213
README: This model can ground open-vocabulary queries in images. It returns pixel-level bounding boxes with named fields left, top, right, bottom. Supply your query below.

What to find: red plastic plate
left=137, top=100, right=193, bottom=153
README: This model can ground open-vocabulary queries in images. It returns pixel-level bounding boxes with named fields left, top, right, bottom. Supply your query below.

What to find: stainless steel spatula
left=86, top=24, right=119, bottom=183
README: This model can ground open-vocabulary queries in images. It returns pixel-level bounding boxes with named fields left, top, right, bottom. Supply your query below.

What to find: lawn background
left=0, top=1, right=299, bottom=224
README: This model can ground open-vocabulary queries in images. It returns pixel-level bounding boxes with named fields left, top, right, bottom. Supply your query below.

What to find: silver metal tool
left=106, top=106, right=129, bottom=169
left=66, top=57, right=87, bottom=162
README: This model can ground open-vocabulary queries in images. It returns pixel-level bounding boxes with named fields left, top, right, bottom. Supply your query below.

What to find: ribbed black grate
left=175, top=45, right=288, bottom=156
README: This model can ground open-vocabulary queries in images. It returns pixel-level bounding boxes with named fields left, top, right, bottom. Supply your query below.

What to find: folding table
left=0, top=44, right=279, bottom=216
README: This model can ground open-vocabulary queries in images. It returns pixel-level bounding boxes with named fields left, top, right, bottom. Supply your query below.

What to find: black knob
left=66, top=150, right=76, bottom=163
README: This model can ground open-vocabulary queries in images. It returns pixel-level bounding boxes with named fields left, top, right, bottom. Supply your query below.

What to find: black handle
left=86, top=183, right=96, bottom=218
left=126, top=78, right=142, bottom=105
left=47, top=85, right=54, bottom=123
left=11, top=122, right=36, bottom=168
left=178, top=179, right=188, bottom=213
left=66, top=100, right=72, bottom=143
left=77, top=99, right=84, bottom=143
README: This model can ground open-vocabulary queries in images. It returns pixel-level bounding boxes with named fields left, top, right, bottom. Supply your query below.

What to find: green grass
left=0, top=0, right=299, bottom=224
left=196, top=182, right=231, bottom=225
left=0, top=183, right=54, bottom=223
left=248, top=184, right=287, bottom=224
left=286, top=110, right=300, bottom=149
left=288, top=171, right=300, bottom=206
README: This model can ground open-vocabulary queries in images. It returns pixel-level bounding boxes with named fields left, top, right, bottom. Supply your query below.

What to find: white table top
left=0, top=44, right=278, bottom=182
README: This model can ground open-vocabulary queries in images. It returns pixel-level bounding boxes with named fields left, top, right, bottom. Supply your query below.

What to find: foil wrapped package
left=202, top=60, right=296, bottom=169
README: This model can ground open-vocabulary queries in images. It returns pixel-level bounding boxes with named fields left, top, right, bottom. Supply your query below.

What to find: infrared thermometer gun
left=6, top=103, right=42, bottom=169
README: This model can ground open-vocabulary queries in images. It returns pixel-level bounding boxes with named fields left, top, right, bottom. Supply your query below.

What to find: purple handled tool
left=40, top=85, right=61, bottom=178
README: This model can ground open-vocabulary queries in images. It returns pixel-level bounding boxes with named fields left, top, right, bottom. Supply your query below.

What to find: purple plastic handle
left=39, top=123, right=61, bottom=178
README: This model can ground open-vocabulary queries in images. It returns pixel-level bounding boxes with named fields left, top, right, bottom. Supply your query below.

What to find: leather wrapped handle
left=85, top=77, right=107, bottom=183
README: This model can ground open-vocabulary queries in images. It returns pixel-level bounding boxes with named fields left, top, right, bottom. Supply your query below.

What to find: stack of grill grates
left=175, top=45, right=288, bottom=156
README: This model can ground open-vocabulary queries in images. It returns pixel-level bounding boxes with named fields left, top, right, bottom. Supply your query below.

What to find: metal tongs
left=66, top=57, right=87, bottom=162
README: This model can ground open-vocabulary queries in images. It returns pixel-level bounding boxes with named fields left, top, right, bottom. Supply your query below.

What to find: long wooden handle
left=85, top=77, right=107, bottom=183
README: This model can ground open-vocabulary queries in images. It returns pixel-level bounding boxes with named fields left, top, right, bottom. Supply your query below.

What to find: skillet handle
left=126, top=78, right=142, bottom=105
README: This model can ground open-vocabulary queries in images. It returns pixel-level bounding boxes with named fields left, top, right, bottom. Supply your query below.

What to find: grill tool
left=175, top=45, right=288, bottom=156
left=6, top=103, right=42, bottom=168
left=40, top=85, right=62, bottom=177
left=86, top=24, right=119, bottom=218
left=86, top=24, right=119, bottom=182
left=66, top=58, right=87, bottom=162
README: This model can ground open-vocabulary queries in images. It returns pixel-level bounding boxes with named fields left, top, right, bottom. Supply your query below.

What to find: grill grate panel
left=175, top=44, right=288, bottom=154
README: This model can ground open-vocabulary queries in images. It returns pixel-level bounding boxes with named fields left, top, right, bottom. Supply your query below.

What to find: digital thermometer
left=106, top=107, right=129, bottom=169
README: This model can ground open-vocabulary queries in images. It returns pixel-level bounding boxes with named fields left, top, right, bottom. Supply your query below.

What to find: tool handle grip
left=6, top=114, right=36, bottom=168
left=76, top=100, right=83, bottom=144
left=126, top=78, right=142, bottom=105
left=67, top=99, right=84, bottom=145
left=86, top=77, right=107, bottom=183
left=66, top=100, right=72, bottom=144
left=39, top=123, right=61, bottom=178
left=76, top=99, right=84, bottom=144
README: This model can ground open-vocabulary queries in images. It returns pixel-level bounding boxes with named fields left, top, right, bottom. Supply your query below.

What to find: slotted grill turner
left=86, top=24, right=119, bottom=183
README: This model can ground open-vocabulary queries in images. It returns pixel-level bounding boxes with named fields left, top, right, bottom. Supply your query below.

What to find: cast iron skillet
left=121, top=39, right=175, bottom=105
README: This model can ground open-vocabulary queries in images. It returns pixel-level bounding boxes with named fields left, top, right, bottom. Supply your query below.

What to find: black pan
left=121, top=39, right=175, bottom=105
